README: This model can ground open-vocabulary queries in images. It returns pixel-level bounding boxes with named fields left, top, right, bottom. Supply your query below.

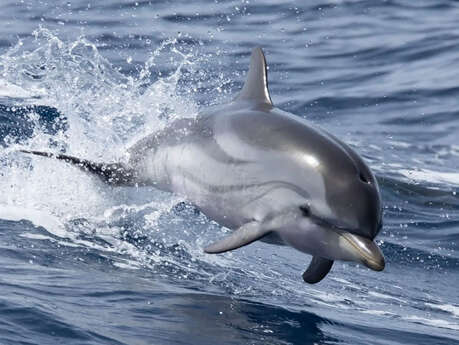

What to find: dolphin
left=21, top=47, right=385, bottom=283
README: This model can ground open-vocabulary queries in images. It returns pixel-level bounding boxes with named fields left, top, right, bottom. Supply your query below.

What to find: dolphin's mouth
left=305, top=211, right=385, bottom=271
left=339, top=232, right=385, bottom=271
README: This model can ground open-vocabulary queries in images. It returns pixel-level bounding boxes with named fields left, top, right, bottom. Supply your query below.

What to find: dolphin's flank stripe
left=20, top=150, right=137, bottom=185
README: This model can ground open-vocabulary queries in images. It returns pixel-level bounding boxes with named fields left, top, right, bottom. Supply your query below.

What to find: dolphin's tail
left=20, top=150, right=137, bottom=186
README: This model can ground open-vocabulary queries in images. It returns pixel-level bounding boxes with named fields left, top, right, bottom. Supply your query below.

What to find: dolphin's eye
left=359, top=172, right=370, bottom=184
left=299, top=205, right=311, bottom=217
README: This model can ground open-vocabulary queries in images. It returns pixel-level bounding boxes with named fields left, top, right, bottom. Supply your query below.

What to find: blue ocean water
left=0, top=0, right=458, bottom=344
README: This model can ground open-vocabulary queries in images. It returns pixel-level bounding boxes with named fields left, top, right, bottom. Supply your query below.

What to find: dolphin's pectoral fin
left=302, top=256, right=334, bottom=284
left=204, top=221, right=271, bottom=254
left=20, top=150, right=137, bottom=186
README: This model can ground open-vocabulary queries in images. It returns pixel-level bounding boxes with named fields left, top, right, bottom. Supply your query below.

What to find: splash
left=0, top=28, right=204, bottom=268
left=1, top=28, right=200, bottom=157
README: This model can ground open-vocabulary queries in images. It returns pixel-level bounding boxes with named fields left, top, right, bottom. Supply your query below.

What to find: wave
left=0, top=26, right=458, bottom=344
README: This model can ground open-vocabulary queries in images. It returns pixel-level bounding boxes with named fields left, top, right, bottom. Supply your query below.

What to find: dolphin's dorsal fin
left=235, top=47, right=273, bottom=105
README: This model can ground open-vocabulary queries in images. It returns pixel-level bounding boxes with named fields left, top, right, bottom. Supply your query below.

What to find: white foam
left=425, top=303, right=459, bottom=318
left=404, top=315, right=459, bottom=331
left=0, top=79, right=45, bottom=99
left=330, top=277, right=362, bottom=290
left=112, top=260, right=141, bottom=270
left=361, top=309, right=396, bottom=316
left=0, top=205, right=68, bottom=238
left=368, top=291, right=406, bottom=304
left=19, top=232, right=56, bottom=241
left=399, top=168, right=459, bottom=185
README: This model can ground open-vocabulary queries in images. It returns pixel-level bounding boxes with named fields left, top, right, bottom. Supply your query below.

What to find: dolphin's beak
left=340, top=232, right=385, bottom=271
